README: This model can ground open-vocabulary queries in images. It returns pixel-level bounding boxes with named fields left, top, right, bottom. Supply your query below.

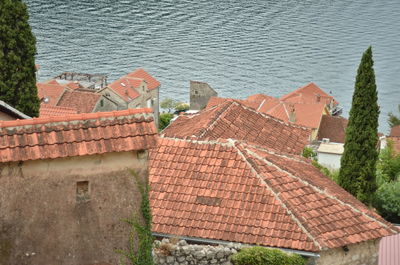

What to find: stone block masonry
left=153, top=239, right=243, bottom=265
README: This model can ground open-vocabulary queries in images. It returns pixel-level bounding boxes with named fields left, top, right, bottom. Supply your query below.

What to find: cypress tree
left=0, top=0, right=40, bottom=117
left=338, top=46, right=379, bottom=205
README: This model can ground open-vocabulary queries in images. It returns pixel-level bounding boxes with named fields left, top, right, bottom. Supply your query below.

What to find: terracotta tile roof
left=0, top=108, right=157, bottom=163
left=37, top=82, right=66, bottom=106
left=206, top=97, right=260, bottom=111
left=57, top=90, right=101, bottom=113
left=390, top=125, right=400, bottom=137
left=317, top=115, right=348, bottom=143
left=280, top=83, right=338, bottom=106
left=39, top=104, right=78, bottom=117
left=162, top=100, right=311, bottom=155
left=108, top=77, right=142, bottom=102
left=127, top=68, right=160, bottom=90
left=150, top=138, right=398, bottom=252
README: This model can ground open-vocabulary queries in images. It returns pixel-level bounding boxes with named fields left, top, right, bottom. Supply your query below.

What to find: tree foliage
left=160, top=98, right=175, bottom=113
left=0, top=0, right=40, bottom=117
left=159, top=113, right=173, bottom=131
left=388, top=104, right=400, bottom=129
left=376, top=140, right=400, bottom=184
left=338, top=47, right=379, bottom=205
left=373, top=181, right=400, bottom=223
left=231, top=246, right=306, bottom=265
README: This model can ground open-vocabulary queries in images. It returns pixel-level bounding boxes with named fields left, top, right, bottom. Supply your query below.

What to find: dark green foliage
left=0, top=0, right=40, bottom=117
left=388, top=105, right=400, bottom=129
left=376, top=140, right=400, bottom=184
left=311, top=160, right=339, bottom=183
left=159, top=113, right=174, bottom=130
left=373, top=181, right=400, bottom=223
left=117, top=170, right=154, bottom=265
left=338, top=47, right=379, bottom=205
left=231, top=246, right=306, bottom=265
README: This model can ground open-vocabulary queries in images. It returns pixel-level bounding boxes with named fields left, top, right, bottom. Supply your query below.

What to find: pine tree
left=0, top=0, right=40, bottom=117
left=338, top=47, right=379, bottom=205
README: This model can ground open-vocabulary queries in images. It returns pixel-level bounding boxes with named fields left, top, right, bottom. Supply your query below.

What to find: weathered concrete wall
left=93, top=95, right=120, bottom=112
left=0, top=111, right=16, bottom=121
left=310, top=239, right=380, bottom=265
left=189, top=81, right=217, bottom=110
left=0, top=151, right=148, bottom=265
left=153, top=239, right=242, bottom=265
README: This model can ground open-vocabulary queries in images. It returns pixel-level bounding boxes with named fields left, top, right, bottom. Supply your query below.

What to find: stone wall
left=309, top=239, right=380, bottom=265
left=153, top=239, right=243, bottom=265
left=189, top=80, right=218, bottom=110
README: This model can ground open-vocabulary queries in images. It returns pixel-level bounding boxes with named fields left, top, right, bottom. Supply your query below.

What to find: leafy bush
left=174, top=102, right=190, bottom=112
left=373, top=181, right=400, bottom=223
left=302, top=147, right=317, bottom=160
left=231, top=246, right=306, bottom=265
left=159, top=113, right=174, bottom=130
left=376, top=140, right=400, bottom=184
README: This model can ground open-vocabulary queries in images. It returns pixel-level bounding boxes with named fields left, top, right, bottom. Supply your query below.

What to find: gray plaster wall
left=189, top=81, right=217, bottom=110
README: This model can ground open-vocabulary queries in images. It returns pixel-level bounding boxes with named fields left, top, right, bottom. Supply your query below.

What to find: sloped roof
left=390, top=125, right=400, bottom=137
left=206, top=97, right=260, bottom=111
left=281, top=83, right=338, bottom=105
left=0, top=100, right=30, bottom=119
left=317, top=142, right=344, bottom=154
left=317, top=115, right=348, bottom=143
left=0, top=108, right=157, bottom=162
left=57, top=90, right=101, bottom=113
left=162, top=100, right=311, bottom=155
left=127, top=68, right=160, bottom=90
left=37, top=82, right=66, bottom=106
left=108, top=77, right=142, bottom=102
left=150, top=138, right=397, bottom=252
left=39, top=104, right=78, bottom=117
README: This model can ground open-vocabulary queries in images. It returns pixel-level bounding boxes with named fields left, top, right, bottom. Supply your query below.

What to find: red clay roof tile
left=108, top=77, right=142, bottom=102
left=127, top=68, right=160, bottom=90
left=390, top=125, right=400, bottom=137
left=0, top=108, right=157, bottom=162
left=57, top=90, right=101, bottom=113
left=280, top=82, right=338, bottom=105
left=317, top=115, right=348, bottom=143
left=37, top=82, right=66, bottom=106
left=150, top=138, right=397, bottom=252
left=163, top=101, right=311, bottom=155
left=39, top=104, right=78, bottom=117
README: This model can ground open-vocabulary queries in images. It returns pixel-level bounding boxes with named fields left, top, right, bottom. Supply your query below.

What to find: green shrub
left=159, top=113, right=174, bottom=130
left=302, top=147, right=317, bottom=159
left=231, top=246, right=306, bottom=265
left=373, top=181, right=400, bottom=223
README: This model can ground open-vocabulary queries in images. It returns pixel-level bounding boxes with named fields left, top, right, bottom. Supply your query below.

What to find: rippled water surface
left=26, top=0, right=400, bottom=132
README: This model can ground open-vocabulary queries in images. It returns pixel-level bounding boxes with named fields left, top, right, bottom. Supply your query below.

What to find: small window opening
left=76, top=181, right=90, bottom=203
left=137, top=150, right=147, bottom=160
left=194, top=90, right=198, bottom=95
left=100, top=99, right=104, bottom=107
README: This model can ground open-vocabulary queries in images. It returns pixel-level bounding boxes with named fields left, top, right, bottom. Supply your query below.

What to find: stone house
left=189, top=80, right=217, bottom=110
left=162, top=100, right=311, bottom=155
left=37, top=80, right=119, bottom=116
left=0, top=100, right=30, bottom=121
left=104, top=68, right=160, bottom=127
left=0, top=108, right=158, bottom=265
left=149, top=137, right=398, bottom=265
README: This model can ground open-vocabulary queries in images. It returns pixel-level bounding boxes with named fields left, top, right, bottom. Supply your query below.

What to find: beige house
left=104, top=68, right=160, bottom=127
left=0, top=108, right=157, bottom=265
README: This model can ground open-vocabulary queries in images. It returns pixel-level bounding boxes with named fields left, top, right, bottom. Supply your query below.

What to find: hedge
left=231, top=246, right=306, bottom=265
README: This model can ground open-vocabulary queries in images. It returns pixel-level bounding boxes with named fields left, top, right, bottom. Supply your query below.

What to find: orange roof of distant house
left=127, top=68, right=160, bottom=90
left=317, top=115, right=348, bottom=143
left=163, top=100, right=311, bottom=155
left=39, top=104, right=78, bottom=117
left=57, top=90, right=101, bottom=113
left=0, top=108, right=157, bottom=162
left=37, top=82, right=66, bottom=106
left=390, top=125, right=400, bottom=137
left=108, top=77, right=142, bottom=102
left=150, top=138, right=397, bottom=252
left=281, top=82, right=338, bottom=105
left=205, top=97, right=260, bottom=110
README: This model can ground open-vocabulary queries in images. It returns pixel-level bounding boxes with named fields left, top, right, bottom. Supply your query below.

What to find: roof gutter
left=152, top=232, right=320, bottom=258
left=0, top=100, right=31, bottom=119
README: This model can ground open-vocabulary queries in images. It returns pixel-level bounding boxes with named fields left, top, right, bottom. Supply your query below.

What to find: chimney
left=288, top=105, right=296, bottom=123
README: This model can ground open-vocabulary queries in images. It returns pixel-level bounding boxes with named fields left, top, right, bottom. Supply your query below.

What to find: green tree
left=388, top=104, right=400, bottom=129
left=160, top=98, right=176, bottom=113
left=338, top=47, right=379, bottom=205
left=0, top=0, right=39, bottom=117
left=159, top=113, right=173, bottom=131
left=231, top=246, right=306, bottom=265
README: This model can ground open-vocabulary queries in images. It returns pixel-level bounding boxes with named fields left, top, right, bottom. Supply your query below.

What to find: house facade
left=189, top=80, right=218, bottom=110
left=0, top=109, right=157, bottom=265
